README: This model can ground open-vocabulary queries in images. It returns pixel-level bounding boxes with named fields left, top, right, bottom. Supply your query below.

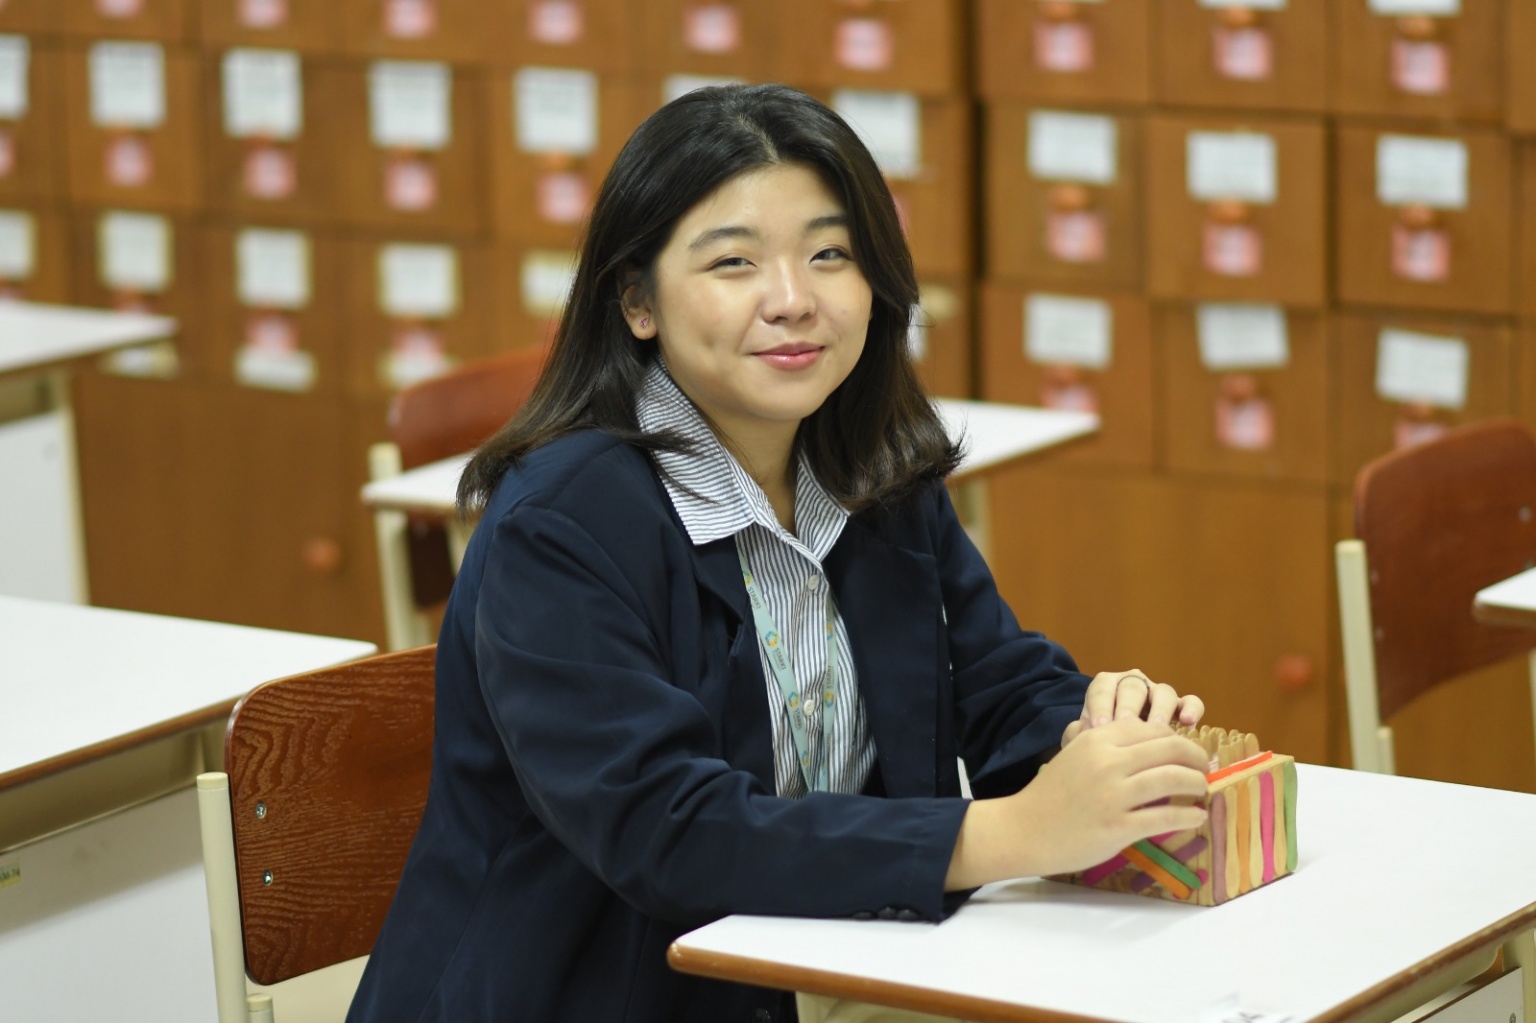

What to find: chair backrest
left=224, top=645, right=435, bottom=986
left=1354, top=418, right=1536, bottom=720
left=388, top=346, right=547, bottom=471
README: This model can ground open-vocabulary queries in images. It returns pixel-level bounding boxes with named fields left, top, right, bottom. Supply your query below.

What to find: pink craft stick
left=1260, top=771, right=1276, bottom=884
left=1082, top=854, right=1129, bottom=886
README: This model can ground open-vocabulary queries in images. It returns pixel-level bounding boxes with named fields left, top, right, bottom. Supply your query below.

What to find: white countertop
left=0, top=301, right=177, bottom=377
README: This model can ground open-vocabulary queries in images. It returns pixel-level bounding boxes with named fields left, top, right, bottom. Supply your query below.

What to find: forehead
left=675, top=163, right=847, bottom=236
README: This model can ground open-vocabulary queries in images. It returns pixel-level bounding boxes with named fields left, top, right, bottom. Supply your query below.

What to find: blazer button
left=876, top=906, right=899, bottom=920
left=896, top=908, right=921, bottom=922
left=753, top=1009, right=773, bottom=1022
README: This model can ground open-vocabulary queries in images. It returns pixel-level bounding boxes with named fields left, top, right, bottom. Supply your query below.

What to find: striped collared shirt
left=636, top=362, right=875, bottom=798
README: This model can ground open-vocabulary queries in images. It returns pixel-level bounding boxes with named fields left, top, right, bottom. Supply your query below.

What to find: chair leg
left=246, top=993, right=274, bottom=1023
left=369, top=442, right=429, bottom=652
left=196, top=773, right=250, bottom=1023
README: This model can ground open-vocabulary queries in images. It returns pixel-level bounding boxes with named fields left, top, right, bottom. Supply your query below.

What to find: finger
left=1083, top=675, right=1118, bottom=728
left=1113, top=672, right=1151, bottom=722
left=1123, top=763, right=1211, bottom=809
left=1061, top=719, right=1084, bottom=747
left=1174, top=694, right=1205, bottom=727
left=1088, top=716, right=1176, bottom=747
left=1119, top=733, right=1211, bottom=775
left=1127, top=802, right=1210, bottom=841
left=1143, top=681, right=1181, bottom=727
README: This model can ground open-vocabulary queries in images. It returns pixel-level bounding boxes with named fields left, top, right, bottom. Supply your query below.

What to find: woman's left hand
left=1059, top=669, right=1205, bottom=748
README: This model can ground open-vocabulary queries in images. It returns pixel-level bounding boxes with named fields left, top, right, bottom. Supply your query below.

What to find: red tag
left=1203, top=222, right=1262, bottom=277
left=1046, top=209, right=1107, bottom=264
left=113, top=292, right=153, bottom=314
left=1216, top=393, right=1275, bottom=451
left=0, top=281, right=25, bottom=302
left=1392, top=224, right=1450, bottom=282
left=245, top=311, right=299, bottom=355
left=536, top=170, right=591, bottom=224
left=835, top=18, right=895, bottom=72
left=384, top=154, right=438, bottom=212
left=1213, top=25, right=1272, bottom=81
left=384, top=0, right=437, bottom=39
left=1391, top=38, right=1450, bottom=96
left=1034, top=21, right=1094, bottom=73
left=684, top=3, right=742, bottom=54
left=238, top=0, right=289, bottom=29
left=243, top=143, right=297, bottom=200
left=106, top=134, right=154, bottom=188
left=96, top=0, right=144, bottom=18
left=0, top=129, right=16, bottom=180
left=529, top=0, right=584, bottom=45
left=1041, top=376, right=1099, bottom=415
left=1395, top=414, right=1448, bottom=450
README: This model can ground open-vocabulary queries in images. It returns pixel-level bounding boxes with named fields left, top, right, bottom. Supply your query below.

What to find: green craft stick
left=1132, top=839, right=1203, bottom=890
left=1283, top=759, right=1298, bottom=872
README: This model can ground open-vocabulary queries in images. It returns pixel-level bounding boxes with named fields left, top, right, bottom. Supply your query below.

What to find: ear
left=619, top=280, right=657, bottom=340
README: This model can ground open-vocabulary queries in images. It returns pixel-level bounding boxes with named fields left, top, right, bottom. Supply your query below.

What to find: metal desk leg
left=45, top=369, right=89, bottom=604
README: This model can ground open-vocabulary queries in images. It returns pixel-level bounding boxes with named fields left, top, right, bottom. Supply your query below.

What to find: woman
left=348, top=84, right=1209, bottom=1023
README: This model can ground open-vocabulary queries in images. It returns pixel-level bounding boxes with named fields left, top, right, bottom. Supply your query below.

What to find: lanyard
left=737, top=544, right=838, bottom=794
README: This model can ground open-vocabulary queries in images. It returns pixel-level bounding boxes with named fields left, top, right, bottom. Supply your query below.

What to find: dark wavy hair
left=458, top=83, right=961, bottom=514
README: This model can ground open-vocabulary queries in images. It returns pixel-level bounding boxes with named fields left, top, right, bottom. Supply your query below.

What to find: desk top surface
left=0, top=596, right=375, bottom=786
left=361, top=400, right=1099, bottom=515
left=1473, top=567, right=1536, bottom=627
left=0, top=302, right=177, bottom=377
left=671, top=765, right=1536, bottom=1023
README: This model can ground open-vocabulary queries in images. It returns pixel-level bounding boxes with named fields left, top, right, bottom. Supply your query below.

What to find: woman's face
left=626, top=162, right=872, bottom=454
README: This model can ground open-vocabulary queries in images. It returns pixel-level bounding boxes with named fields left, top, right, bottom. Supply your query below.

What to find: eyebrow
left=687, top=213, right=851, bottom=251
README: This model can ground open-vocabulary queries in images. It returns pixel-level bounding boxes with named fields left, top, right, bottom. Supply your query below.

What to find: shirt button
left=807, top=574, right=821, bottom=591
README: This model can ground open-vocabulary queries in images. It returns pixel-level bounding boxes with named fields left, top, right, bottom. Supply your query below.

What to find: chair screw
left=255, top=802, right=267, bottom=819
left=262, top=870, right=273, bottom=886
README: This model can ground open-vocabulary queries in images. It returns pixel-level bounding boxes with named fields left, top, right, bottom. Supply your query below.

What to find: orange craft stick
left=1206, top=750, right=1273, bottom=784
left=1121, top=845, right=1192, bottom=900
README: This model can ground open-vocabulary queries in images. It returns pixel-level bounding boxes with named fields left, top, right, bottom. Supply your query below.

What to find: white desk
left=0, top=595, right=375, bottom=849
left=671, top=765, right=1536, bottom=1023
left=1473, top=567, right=1536, bottom=629
left=0, top=302, right=177, bottom=602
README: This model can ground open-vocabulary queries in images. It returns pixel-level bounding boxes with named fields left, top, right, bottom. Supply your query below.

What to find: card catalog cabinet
left=1331, top=0, right=1503, bottom=124
left=0, top=41, right=66, bottom=204
left=503, top=0, right=633, bottom=76
left=60, top=0, right=194, bottom=43
left=198, top=0, right=346, bottom=53
left=779, top=0, right=965, bottom=96
left=908, top=277, right=971, bottom=398
left=640, top=0, right=778, bottom=82
left=336, top=0, right=493, bottom=65
left=1155, top=0, right=1328, bottom=114
left=974, top=0, right=1151, bottom=105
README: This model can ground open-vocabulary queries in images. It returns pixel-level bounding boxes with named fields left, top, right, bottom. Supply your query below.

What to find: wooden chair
left=196, top=645, right=435, bottom=1022
left=371, top=348, right=546, bottom=650
left=1336, top=419, right=1536, bottom=775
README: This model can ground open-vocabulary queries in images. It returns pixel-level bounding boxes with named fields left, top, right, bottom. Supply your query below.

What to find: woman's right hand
left=945, top=719, right=1209, bottom=891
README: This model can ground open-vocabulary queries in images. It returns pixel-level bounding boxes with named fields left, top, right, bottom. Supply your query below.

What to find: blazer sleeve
left=927, top=484, right=1091, bottom=799
left=471, top=499, right=969, bottom=927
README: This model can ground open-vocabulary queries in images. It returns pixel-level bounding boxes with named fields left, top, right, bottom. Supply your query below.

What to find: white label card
left=1376, top=328, right=1469, bottom=409
left=237, top=346, right=316, bottom=393
left=1187, top=132, right=1277, bottom=204
left=521, top=250, right=578, bottom=315
left=662, top=74, right=741, bottom=106
left=0, top=209, right=34, bottom=278
left=1197, top=303, right=1289, bottom=370
left=1028, top=110, right=1118, bottom=186
left=0, top=37, right=29, bottom=120
left=516, top=68, right=598, bottom=155
left=379, top=244, right=459, bottom=319
left=833, top=90, right=921, bottom=180
left=1200, top=0, right=1287, bottom=8
left=90, top=42, right=166, bottom=130
left=223, top=49, right=303, bottom=140
left=1367, top=0, right=1459, bottom=15
left=99, top=211, right=172, bottom=292
left=369, top=61, right=452, bottom=150
left=237, top=228, right=311, bottom=309
left=1024, top=293, right=1113, bottom=370
left=1376, top=135, right=1468, bottom=210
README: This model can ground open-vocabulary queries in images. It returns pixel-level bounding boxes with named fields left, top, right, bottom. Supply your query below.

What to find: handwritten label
left=1197, top=303, right=1289, bottom=370
left=515, top=67, right=598, bottom=155
left=99, top=211, right=171, bottom=292
left=1028, top=110, right=1117, bottom=185
left=0, top=36, right=29, bottom=120
left=237, top=228, right=310, bottom=309
left=379, top=243, right=459, bottom=319
left=1188, top=131, right=1277, bottom=204
left=90, top=42, right=166, bottom=129
left=223, top=49, right=302, bottom=140
left=1376, top=328, right=1469, bottom=409
left=0, top=209, right=34, bottom=278
left=1025, top=293, right=1113, bottom=369
left=833, top=90, right=921, bottom=181
left=1376, top=135, right=1467, bottom=210
left=369, top=61, right=451, bottom=150
left=521, top=250, right=578, bottom=315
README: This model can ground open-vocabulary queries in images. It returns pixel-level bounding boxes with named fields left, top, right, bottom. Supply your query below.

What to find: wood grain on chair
left=1354, top=419, right=1536, bottom=719
left=224, top=645, right=435, bottom=986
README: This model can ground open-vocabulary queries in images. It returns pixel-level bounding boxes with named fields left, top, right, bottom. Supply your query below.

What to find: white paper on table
left=1367, top=0, right=1459, bottom=15
left=99, top=211, right=172, bottom=292
left=1028, top=110, right=1117, bottom=185
left=833, top=90, right=921, bottom=180
left=1196, top=303, right=1289, bottom=371
left=378, top=243, right=460, bottom=319
left=222, top=49, right=303, bottom=140
left=0, top=36, right=29, bottom=120
left=0, top=210, right=35, bottom=279
left=1024, top=293, right=1113, bottom=369
left=662, top=74, right=741, bottom=106
left=237, top=228, right=311, bottom=309
left=1376, top=328, right=1469, bottom=409
left=1187, top=131, right=1277, bottom=203
left=521, top=250, right=578, bottom=315
left=515, top=67, right=598, bottom=155
left=90, top=42, right=166, bottom=129
left=369, top=61, right=452, bottom=150
left=1376, top=135, right=1468, bottom=210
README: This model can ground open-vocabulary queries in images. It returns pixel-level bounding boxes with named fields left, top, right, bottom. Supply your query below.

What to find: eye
left=709, top=256, right=753, bottom=270
left=812, top=246, right=852, bottom=263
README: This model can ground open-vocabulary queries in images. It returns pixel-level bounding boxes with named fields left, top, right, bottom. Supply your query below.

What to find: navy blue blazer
left=348, top=430, right=1090, bottom=1023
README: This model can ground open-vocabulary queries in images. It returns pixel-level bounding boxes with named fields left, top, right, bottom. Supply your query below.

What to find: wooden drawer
left=503, top=0, right=634, bottom=76
left=1331, top=0, right=1503, bottom=124
left=200, top=221, right=346, bottom=396
left=978, top=280, right=1153, bottom=469
left=1332, top=310, right=1516, bottom=486
left=197, top=0, right=347, bottom=53
left=1510, top=0, right=1536, bottom=134
left=984, top=103, right=1142, bottom=292
left=974, top=0, right=1151, bottom=105
left=1158, top=302, right=1329, bottom=485
left=495, top=242, right=576, bottom=352
left=908, top=277, right=971, bottom=399
left=1146, top=113, right=1327, bottom=307
left=63, top=41, right=204, bottom=212
left=639, top=1, right=778, bottom=81
left=336, top=0, right=495, bottom=64
left=59, top=0, right=194, bottom=42
left=1334, top=123, right=1513, bottom=316
left=0, top=0, right=56, bottom=33
left=1154, top=0, right=1328, bottom=114
left=0, top=41, right=68, bottom=205
left=778, top=0, right=964, bottom=96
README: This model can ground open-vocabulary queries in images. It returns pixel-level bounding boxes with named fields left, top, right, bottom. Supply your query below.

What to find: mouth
left=752, top=342, right=825, bottom=370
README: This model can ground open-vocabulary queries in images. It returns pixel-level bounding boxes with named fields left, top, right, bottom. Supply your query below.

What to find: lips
left=752, top=342, right=825, bottom=370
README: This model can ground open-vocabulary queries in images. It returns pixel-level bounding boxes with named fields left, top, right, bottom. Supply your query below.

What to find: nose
left=760, top=259, right=816, bottom=324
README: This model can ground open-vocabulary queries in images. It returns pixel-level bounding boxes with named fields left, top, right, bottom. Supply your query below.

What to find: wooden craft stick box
left=1053, top=727, right=1297, bottom=906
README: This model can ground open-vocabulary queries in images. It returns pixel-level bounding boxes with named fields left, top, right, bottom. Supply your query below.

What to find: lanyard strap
left=737, top=544, right=838, bottom=794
